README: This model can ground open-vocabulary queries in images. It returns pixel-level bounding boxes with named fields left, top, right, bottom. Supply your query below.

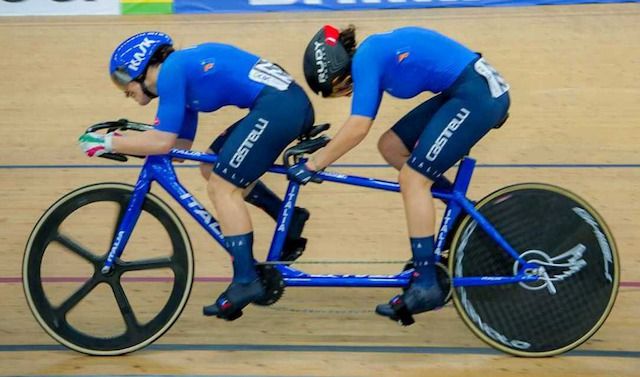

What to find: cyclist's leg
left=375, top=159, right=443, bottom=323
left=202, top=118, right=311, bottom=261
left=378, top=94, right=446, bottom=170
left=199, top=120, right=240, bottom=180
left=203, top=84, right=313, bottom=319
left=377, top=83, right=509, bottom=323
left=200, top=121, right=280, bottom=215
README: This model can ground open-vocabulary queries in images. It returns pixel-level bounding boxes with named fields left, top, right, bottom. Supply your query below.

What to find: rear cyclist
left=79, top=31, right=315, bottom=320
left=291, top=25, right=510, bottom=323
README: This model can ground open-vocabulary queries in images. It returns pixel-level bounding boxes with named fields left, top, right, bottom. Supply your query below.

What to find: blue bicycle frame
left=100, top=150, right=541, bottom=289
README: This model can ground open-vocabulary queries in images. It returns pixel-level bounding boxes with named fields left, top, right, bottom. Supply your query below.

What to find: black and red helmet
left=303, top=25, right=352, bottom=97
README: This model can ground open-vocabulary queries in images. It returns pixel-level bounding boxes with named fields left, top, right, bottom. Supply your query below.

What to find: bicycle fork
left=100, top=169, right=152, bottom=274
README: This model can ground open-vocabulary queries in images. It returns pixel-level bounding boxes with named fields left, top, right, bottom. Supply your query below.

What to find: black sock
left=245, top=180, right=282, bottom=221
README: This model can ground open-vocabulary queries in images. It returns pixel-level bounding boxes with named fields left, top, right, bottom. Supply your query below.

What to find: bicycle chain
left=259, top=259, right=410, bottom=265
left=256, top=259, right=450, bottom=315
left=256, top=259, right=409, bottom=314
left=260, top=306, right=372, bottom=315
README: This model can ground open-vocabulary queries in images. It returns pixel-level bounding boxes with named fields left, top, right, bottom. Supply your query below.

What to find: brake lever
left=84, top=119, right=153, bottom=162
left=86, top=119, right=153, bottom=134
left=99, top=152, right=128, bottom=162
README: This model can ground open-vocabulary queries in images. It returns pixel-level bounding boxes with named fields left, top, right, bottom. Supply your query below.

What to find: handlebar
left=84, top=119, right=153, bottom=162
left=83, top=119, right=332, bottom=166
left=86, top=119, right=154, bottom=134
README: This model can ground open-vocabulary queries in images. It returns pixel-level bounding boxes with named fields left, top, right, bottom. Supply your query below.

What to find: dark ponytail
left=339, top=24, right=357, bottom=58
left=149, top=45, right=175, bottom=66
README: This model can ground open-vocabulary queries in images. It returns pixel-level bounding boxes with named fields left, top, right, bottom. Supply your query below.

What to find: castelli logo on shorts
left=153, top=116, right=160, bottom=126
left=128, top=37, right=160, bottom=72
left=229, top=118, right=269, bottom=168
left=426, top=108, right=470, bottom=162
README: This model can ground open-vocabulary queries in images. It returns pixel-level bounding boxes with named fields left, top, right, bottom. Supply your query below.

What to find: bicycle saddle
left=299, top=123, right=330, bottom=141
left=284, top=124, right=331, bottom=168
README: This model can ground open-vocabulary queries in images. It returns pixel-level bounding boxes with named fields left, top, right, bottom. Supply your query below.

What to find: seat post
left=452, top=157, right=476, bottom=196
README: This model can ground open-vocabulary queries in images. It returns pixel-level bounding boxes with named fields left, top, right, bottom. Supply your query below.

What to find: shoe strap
left=390, top=296, right=415, bottom=326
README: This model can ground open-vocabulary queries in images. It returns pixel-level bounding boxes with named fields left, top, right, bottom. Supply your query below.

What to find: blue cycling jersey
left=351, top=27, right=478, bottom=119
left=154, top=43, right=277, bottom=140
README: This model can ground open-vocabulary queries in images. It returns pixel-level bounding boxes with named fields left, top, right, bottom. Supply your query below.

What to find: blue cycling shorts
left=208, top=82, right=315, bottom=188
left=392, top=57, right=510, bottom=180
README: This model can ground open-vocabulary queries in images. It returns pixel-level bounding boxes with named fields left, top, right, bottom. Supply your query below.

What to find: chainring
left=253, top=263, right=285, bottom=306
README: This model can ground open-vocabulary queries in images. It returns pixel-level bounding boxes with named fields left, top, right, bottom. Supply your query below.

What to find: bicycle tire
left=23, top=183, right=194, bottom=355
left=449, top=183, right=619, bottom=357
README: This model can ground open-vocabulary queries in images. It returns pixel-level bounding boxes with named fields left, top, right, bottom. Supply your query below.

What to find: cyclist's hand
left=78, top=132, right=116, bottom=157
left=287, top=161, right=317, bottom=185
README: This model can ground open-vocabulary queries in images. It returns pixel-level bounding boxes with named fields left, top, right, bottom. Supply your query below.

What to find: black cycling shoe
left=203, top=279, right=265, bottom=321
left=281, top=207, right=310, bottom=261
left=375, top=283, right=445, bottom=326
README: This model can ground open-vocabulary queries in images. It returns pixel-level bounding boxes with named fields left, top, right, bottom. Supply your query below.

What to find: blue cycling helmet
left=109, top=31, right=173, bottom=90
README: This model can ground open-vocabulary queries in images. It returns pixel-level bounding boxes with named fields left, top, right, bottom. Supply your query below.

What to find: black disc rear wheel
left=449, top=183, right=619, bottom=356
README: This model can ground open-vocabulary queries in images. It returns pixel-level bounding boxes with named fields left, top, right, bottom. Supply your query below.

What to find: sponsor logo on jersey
left=397, top=52, right=409, bottom=63
left=203, top=62, right=215, bottom=72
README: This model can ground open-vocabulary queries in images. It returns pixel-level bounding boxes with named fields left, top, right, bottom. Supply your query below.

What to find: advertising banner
left=122, top=0, right=173, bottom=14
left=174, top=0, right=640, bottom=14
left=0, top=0, right=120, bottom=16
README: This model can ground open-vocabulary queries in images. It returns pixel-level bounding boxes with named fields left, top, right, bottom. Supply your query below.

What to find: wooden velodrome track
left=1, top=3, right=639, bottom=376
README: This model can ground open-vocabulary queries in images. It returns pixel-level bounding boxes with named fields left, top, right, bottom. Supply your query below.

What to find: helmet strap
left=135, top=76, right=158, bottom=99
left=141, top=82, right=158, bottom=99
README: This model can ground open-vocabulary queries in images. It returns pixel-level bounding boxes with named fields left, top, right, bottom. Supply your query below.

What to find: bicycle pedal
left=397, top=314, right=415, bottom=326
left=391, top=300, right=416, bottom=326
left=375, top=300, right=416, bottom=326
left=203, top=303, right=244, bottom=321
left=219, top=310, right=243, bottom=322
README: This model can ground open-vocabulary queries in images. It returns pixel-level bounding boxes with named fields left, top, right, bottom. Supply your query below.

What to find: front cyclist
left=79, top=31, right=315, bottom=320
left=289, top=25, right=510, bottom=323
